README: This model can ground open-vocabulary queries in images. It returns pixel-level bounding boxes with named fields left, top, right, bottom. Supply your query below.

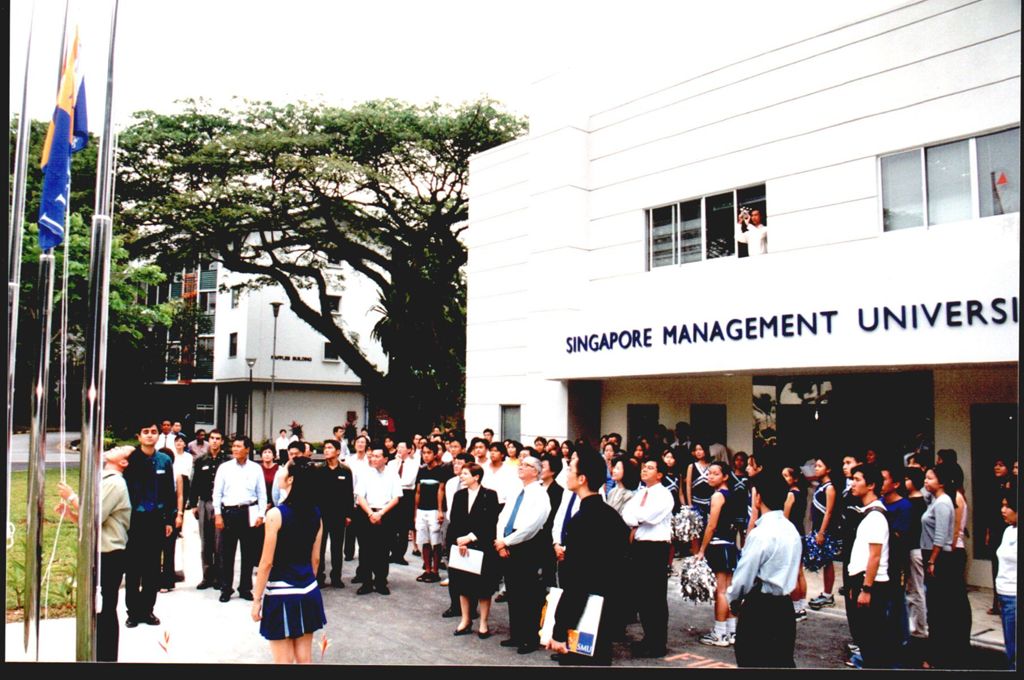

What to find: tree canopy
left=116, top=98, right=527, bottom=431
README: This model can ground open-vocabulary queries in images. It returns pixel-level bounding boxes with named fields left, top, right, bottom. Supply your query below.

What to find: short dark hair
left=287, top=440, right=305, bottom=453
left=852, top=463, right=882, bottom=493
left=482, top=428, right=494, bottom=436
left=195, top=428, right=207, bottom=437
left=904, top=466, right=925, bottom=491
left=644, top=457, right=668, bottom=475
left=752, top=471, right=789, bottom=510
left=575, top=448, right=607, bottom=493
left=450, top=437, right=466, bottom=449
left=354, top=434, right=370, bottom=447
left=543, top=453, right=563, bottom=476
left=232, top=435, right=253, bottom=452
left=174, top=434, right=188, bottom=444
left=611, top=455, right=640, bottom=490
left=333, top=426, right=344, bottom=434
left=469, top=436, right=487, bottom=450
left=877, top=462, right=904, bottom=495
left=455, top=452, right=474, bottom=465
left=464, top=462, right=484, bottom=483
left=936, top=448, right=958, bottom=465
left=138, top=420, right=159, bottom=432
left=323, top=439, right=341, bottom=451
left=208, top=428, right=223, bottom=439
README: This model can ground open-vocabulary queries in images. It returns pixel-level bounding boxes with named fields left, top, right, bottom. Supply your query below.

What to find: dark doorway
left=627, top=404, right=660, bottom=452
left=970, top=403, right=1018, bottom=559
left=691, top=404, right=727, bottom=449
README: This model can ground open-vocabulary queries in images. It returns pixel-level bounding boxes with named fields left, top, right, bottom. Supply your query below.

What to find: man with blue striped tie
left=494, top=455, right=551, bottom=655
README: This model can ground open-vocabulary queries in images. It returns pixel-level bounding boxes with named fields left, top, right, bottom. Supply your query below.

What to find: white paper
left=447, top=546, right=483, bottom=575
left=538, top=586, right=604, bottom=657
left=248, top=503, right=260, bottom=527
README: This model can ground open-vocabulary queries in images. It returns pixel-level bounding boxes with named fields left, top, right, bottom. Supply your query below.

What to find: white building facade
left=464, top=0, right=1019, bottom=586
left=153, top=261, right=387, bottom=445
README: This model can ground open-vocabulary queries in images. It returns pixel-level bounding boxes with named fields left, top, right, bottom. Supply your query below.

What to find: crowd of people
left=58, top=418, right=1016, bottom=668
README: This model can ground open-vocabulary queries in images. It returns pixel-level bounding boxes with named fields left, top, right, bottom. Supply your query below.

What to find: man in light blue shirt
left=728, top=470, right=801, bottom=668
left=212, top=436, right=267, bottom=602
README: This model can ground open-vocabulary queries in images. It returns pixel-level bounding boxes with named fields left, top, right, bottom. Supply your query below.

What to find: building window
left=880, top=127, right=1019, bottom=230
left=195, top=337, right=214, bottom=379
left=231, top=288, right=240, bottom=308
left=196, top=403, right=214, bottom=424
left=198, top=291, right=216, bottom=315
left=500, top=405, right=521, bottom=443
left=324, top=341, right=342, bottom=362
left=326, top=294, right=341, bottom=317
left=229, top=332, right=238, bottom=357
left=645, top=184, right=767, bottom=269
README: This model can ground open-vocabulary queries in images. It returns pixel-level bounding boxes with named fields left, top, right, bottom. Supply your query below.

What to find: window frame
left=323, top=341, right=342, bottom=362
left=878, top=126, right=1019, bottom=233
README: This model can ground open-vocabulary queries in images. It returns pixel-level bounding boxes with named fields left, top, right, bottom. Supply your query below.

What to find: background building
left=464, top=0, right=1019, bottom=587
left=147, top=259, right=387, bottom=444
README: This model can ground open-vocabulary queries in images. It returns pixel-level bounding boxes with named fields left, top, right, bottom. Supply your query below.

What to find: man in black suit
left=317, top=440, right=354, bottom=587
left=540, top=454, right=564, bottom=587
left=547, top=447, right=630, bottom=666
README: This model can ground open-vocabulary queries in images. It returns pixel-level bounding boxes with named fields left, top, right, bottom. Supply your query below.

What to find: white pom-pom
left=672, top=506, right=705, bottom=542
left=678, top=555, right=717, bottom=603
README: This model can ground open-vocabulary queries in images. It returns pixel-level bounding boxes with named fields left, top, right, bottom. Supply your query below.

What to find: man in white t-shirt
left=846, top=464, right=894, bottom=669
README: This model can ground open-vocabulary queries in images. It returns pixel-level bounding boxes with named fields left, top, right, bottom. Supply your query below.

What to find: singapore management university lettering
left=565, top=296, right=1019, bottom=354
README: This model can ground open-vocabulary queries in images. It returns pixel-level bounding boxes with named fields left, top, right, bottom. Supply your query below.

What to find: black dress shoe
left=478, top=630, right=493, bottom=640
left=391, top=558, right=409, bottom=566
left=196, top=580, right=213, bottom=590
left=125, top=618, right=139, bottom=628
left=219, top=592, right=231, bottom=602
left=238, top=591, right=254, bottom=601
left=517, top=643, right=539, bottom=655
left=499, top=639, right=520, bottom=648
left=454, top=626, right=473, bottom=636
left=376, top=585, right=390, bottom=595
left=356, top=584, right=374, bottom=595
left=330, top=579, right=345, bottom=589
left=351, top=575, right=365, bottom=584
left=344, top=556, right=354, bottom=561
left=441, top=606, right=460, bottom=618
left=140, top=613, right=161, bottom=626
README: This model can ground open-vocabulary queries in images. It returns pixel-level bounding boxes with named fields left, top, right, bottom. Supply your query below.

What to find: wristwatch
left=861, top=584, right=873, bottom=593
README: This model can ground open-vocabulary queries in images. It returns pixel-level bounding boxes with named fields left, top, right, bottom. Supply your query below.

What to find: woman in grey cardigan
left=606, top=455, right=639, bottom=515
left=920, top=463, right=971, bottom=668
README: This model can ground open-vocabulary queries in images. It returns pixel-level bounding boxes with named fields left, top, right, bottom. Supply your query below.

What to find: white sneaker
left=699, top=631, right=731, bottom=647
left=728, top=632, right=736, bottom=646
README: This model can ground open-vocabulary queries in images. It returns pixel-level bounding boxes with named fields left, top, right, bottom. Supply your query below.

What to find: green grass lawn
left=6, top=467, right=82, bottom=620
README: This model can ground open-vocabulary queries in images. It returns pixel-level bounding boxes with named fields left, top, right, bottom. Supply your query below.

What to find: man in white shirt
left=846, top=464, right=893, bottom=669
left=274, top=428, right=294, bottom=462
left=483, top=441, right=518, bottom=506
left=155, top=419, right=175, bottom=452
left=354, top=448, right=403, bottom=595
left=387, top=441, right=419, bottom=565
left=621, top=457, right=675, bottom=658
left=494, top=455, right=551, bottom=654
left=470, top=437, right=489, bottom=468
left=346, top=434, right=372, bottom=572
left=212, top=436, right=267, bottom=602
left=550, top=479, right=582, bottom=588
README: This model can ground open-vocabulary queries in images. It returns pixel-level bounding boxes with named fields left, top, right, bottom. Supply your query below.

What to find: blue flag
left=38, top=27, right=88, bottom=252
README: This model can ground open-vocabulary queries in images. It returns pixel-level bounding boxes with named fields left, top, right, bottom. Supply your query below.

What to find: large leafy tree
left=116, top=99, right=526, bottom=432
left=8, top=118, right=170, bottom=430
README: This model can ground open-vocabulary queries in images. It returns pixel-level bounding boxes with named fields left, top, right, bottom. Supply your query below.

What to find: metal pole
left=77, top=0, right=120, bottom=662
left=269, top=302, right=282, bottom=436
left=24, top=252, right=56, bottom=657
left=248, top=367, right=254, bottom=442
left=7, top=2, right=35, bottom=556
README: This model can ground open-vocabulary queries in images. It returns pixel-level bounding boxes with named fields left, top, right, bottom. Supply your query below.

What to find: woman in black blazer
left=448, top=462, right=501, bottom=638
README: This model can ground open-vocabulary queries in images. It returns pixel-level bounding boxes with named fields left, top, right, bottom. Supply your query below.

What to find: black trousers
left=219, top=506, right=258, bottom=595
left=391, top=489, right=416, bottom=559
left=504, top=542, right=545, bottom=646
left=318, top=513, right=347, bottom=582
left=160, top=526, right=180, bottom=586
left=359, top=512, right=391, bottom=587
left=124, top=510, right=165, bottom=620
left=845, top=574, right=895, bottom=668
left=632, top=541, right=670, bottom=651
left=925, top=549, right=973, bottom=668
left=345, top=506, right=362, bottom=561
left=735, top=589, right=796, bottom=668
left=98, top=549, right=126, bottom=661
left=196, top=499, right=221, bottom=585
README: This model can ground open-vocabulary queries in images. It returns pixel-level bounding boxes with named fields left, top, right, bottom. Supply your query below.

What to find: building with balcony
left=464, top=0, right=1019, bottom=587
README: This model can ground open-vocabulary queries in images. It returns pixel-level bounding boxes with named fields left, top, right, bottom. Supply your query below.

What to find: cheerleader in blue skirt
left=252, top=457, right=327, bottom=662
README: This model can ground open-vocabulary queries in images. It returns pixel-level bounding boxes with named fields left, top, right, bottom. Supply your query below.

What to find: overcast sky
left=9, top=0, right=911, bottom=131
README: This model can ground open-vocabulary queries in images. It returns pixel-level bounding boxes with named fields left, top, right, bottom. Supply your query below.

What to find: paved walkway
left=5, top=512, right=1009, bottom=665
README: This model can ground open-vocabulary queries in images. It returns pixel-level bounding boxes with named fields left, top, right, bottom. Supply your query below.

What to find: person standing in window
left=736, top=207, right=768, bottom=256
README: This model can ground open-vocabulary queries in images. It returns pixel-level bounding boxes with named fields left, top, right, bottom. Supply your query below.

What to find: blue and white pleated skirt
left=259, top=578, right=327, bottom=640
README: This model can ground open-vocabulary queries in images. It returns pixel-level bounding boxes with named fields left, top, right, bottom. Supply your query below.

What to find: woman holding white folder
left=448, top=462, right=501, bottom=638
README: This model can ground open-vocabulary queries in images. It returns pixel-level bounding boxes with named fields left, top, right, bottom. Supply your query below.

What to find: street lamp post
left=269, top=301, right=282, bottom=440
left=245, top=357, right=257, bottom=446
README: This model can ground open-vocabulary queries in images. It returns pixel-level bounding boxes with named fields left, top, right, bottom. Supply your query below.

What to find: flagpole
left=78, top=0, right=120, bottom=662
left=6, top=2, right=35, bottom=558
left=23, top=0, right=70, bottom=657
